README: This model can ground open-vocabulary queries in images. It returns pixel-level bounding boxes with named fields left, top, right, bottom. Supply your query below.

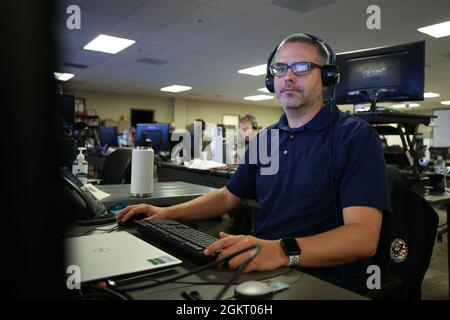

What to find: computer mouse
left=234, top=280, right=273, bottom=300
left=117, top=213, right=147, bottom=227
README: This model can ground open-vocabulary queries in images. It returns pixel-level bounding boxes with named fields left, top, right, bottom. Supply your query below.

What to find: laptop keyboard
left=135, top=219, right=218, bottom=265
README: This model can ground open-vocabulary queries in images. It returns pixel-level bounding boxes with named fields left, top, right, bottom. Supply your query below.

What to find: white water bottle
left=131, top=146, right=154, bottom=197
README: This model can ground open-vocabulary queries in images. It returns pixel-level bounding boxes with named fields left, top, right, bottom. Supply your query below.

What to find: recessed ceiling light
left=244, top=95, right=274, bottom=101
left=257, top=87, right=270, bottom=93
left=84, top=34, right=135, bottom=54
left=441, top=100, right=450, bottom=105
left=54, top=72, right=74, bottom=81
left=238, top=64, right=267, bottom=76
left=424, top=92, right=440, bottom=98
left=392, top=104, right=406, bottom=109
left=417, top=21, right=450, bottom=38
left=160, top=85, right=192, bottom=93
left=409, top=103, right=420, bottom=108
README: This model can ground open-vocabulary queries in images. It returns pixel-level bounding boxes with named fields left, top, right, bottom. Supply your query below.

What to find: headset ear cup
left=332, top=65, right=340, bottom=85
left=265, top=76, right=275, bottom=93
left=321, top=64, right=340, bottom=87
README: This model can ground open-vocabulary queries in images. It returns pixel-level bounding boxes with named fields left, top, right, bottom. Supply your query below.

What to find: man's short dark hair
left=273, top=33, right=330, bottom=66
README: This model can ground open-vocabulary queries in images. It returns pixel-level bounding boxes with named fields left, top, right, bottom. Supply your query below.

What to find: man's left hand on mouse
left=204, top=232, right=288, bottom=272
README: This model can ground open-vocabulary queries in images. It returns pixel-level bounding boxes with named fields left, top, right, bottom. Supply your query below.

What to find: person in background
left=236, top=114, right=259, bottom=163
left=123, top=126, right=136, bottom=147
left=239, top=114, right=258, bottom=141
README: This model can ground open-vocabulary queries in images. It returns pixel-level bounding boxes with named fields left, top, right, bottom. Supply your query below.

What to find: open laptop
left=65, top=231, right=182, bottom=283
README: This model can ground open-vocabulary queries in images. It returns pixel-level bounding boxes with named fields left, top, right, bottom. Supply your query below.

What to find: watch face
left=281, top=238, right=300, bottom=255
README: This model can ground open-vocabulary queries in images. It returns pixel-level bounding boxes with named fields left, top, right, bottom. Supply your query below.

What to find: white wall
left=65, top=88, right=174, bottom=125
left=64, top=88, right=283, bottom=130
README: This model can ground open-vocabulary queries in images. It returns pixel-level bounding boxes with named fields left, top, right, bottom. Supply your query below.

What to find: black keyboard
left=135, top=219, right=218, bottom=265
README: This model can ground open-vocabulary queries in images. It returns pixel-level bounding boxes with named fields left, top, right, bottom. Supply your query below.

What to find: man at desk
left=118, top=33, right=391, bottom=291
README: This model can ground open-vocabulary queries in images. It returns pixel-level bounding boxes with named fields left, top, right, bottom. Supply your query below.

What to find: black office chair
left=99, top=148, right=132, bottom=185
left=366, top=165, right=439, bottom=300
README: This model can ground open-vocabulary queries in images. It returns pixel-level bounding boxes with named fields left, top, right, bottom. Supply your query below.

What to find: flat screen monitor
left=429, top=147, right=449, bottom=161
left=141, top=130, right=162, bottom=148
left=335, top=41, right=425, bottom=106
left=99, top=126, right=119, bottom=148
left=136, top=123, right=170, bottom=153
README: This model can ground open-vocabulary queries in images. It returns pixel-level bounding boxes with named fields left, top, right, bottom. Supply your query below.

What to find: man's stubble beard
left=282, top=90, right=321, bottom=110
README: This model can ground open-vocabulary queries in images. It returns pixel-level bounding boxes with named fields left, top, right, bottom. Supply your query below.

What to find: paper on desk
left=185, top=159, right=227, bottom=170
left=83, top=183, right=110, bottom=200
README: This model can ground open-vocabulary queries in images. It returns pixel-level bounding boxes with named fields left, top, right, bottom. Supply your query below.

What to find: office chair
left=99, top=148, right=132, bottom=185
left=366, top=165, right=439, bottom=300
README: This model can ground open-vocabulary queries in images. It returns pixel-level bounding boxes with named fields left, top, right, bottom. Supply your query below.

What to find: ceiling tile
left=129, top=26, right=198, bottom=55
left=105, top=18, right=161, bottom=40
left=81, top=0, right=147, bottom=16
left=169, top=5, right=235, bottom=33
left=67, top=50, right=110, bottom=66
left=127, top=0, right=201, bottom=25
left=207, top=0, right=273, bottom=14
left=77, top=9, right=122, bottom=34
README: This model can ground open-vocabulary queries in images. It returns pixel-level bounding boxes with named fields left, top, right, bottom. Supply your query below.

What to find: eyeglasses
left=269, top=61, right=322, bottom=77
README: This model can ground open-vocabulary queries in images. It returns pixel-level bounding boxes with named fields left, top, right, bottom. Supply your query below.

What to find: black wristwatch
left=280, top=238, right=301, bottom=267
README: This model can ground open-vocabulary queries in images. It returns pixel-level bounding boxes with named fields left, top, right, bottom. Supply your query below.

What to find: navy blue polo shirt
left=226, top=104, right=391, bottom=286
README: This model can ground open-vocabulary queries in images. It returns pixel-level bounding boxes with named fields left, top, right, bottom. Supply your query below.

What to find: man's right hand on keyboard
left=116, top=204, right=169, bottom=223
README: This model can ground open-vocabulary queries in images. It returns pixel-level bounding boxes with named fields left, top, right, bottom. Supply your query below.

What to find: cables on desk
left=78, top=225, right=118, bottom=237
left=114, top=266, right=295, bottom=287
left=113, top=244, right=261, bottom=300
left=213, top=244, right=260, bottom=300
left=70, top=284, right=131, bottom=300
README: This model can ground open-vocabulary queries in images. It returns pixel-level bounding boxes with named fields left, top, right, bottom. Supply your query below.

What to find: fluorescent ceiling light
left=424, top=92, right=440, bottom=98
left=244, top=95, right=274, bottom=101
left=409, top=103, right=420, bottom=108
left=83, top=34, right=135, bottom=54
left=257, top=87, right=270, bottom=93
left=160, top=85, right=192, bottom=92
left=441, top=100, right=450, bottom=105
left=418, top=21, right=450, bottom=38
left=54, top=72, right=74, bottom=81
left=238, top=64, right=267, bottom=76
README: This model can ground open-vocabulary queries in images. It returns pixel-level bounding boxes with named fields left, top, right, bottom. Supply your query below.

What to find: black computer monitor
left=136, top=123, right=170, bottom=153
left=335, top=41, right=425, bottom=107
left=99, top=126, right=119, bottom=148
left=429, top=147, right=449, bottom=161
left=141, top=129, right=162, bottom=150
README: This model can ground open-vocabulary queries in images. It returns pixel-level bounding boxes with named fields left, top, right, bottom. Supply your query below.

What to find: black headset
left=264, top=33, right=340, bottom=96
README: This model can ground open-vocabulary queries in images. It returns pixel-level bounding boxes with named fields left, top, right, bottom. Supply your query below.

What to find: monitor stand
left=355, top=98, right=435, bottom=186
